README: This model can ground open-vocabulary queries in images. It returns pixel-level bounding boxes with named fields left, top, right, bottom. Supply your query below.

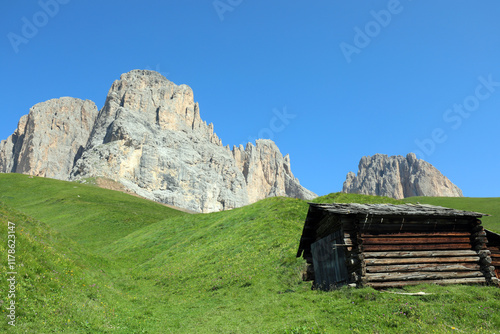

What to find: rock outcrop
left=233, top=140, right=316, bottom=203
left=0, top=97, right=98, bottom=179
left=342, top=153, right=463, bottom=199
left=0, top=70, right=316, bottom=212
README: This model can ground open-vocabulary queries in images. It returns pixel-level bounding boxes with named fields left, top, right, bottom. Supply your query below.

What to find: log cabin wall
left=355, top=215, right=497, bottom=288
left=296, top=203, right=500, bottom=290
left=485, top=230, right=500, bottom=280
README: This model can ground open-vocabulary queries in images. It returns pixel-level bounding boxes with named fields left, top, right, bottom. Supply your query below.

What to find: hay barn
left=296, top=203, right=500, bottom=290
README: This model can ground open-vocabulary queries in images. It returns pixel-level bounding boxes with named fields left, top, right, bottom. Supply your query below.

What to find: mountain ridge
left=342, top=153, right=463, bottom=199
left=0, top=70, right=316, bottom=212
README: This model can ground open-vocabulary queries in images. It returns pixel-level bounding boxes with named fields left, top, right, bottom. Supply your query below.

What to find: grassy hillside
left=0, top=174, right=186, bottom=249
left=402, top=196, right=500, bottom=233
left=1, top=174, right=499, bottom=333
left=0, top=202, right=127, bottom=332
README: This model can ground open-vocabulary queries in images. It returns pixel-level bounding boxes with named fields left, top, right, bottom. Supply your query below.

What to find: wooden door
left=311, top=230, right=348, bottom=290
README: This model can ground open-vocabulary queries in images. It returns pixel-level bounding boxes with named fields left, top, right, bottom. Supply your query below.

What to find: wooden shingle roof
left=308, top=203, right=488, bottom=218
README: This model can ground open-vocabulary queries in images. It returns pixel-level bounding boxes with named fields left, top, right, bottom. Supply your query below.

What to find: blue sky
left=1, top=0, right=500, bottom=197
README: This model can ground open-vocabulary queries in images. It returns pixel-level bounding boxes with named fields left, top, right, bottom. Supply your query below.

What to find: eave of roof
left=308, top=202, right=488, bottom=218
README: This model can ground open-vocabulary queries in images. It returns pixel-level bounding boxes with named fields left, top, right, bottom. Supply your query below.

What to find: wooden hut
left=296, top=203, right=500, bottom=290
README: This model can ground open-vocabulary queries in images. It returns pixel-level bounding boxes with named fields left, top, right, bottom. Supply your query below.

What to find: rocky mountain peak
left=232, top=139, right=315, bottom=203
left=0, top=70, right=316, bottom=212
left=90, top=70, right=221, bottom=149
left=0, top=97, right=98, bottom=179
left=342, top=153, right=463, bottom=199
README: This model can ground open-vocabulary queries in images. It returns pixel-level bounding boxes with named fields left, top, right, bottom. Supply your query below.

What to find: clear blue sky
left=1, top=1, right=500, bottom=197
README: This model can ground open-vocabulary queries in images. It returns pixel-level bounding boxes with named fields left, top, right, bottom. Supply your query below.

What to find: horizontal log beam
left=358, top=224, right=472, bottom=232
left=359, top=218, right=473, bottom=225
left=366, top=271, right=484, bottom=282
left=361, top=237, right=471, bottom=245
left=361, top=243, right=472, bottom=251
left=364, top=250, right=478, bottom=258
left=367, top=277, right=487, bottom=288
left=366, top=263, right=481, bottom=273
left=365, top=256, right=480, bottom=266
left=361, top=232, right=471, bottom=238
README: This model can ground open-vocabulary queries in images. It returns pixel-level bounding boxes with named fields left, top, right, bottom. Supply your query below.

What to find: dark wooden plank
left=359, top=218, right=474, bottom=225
left=361, top=237, right=471, bottom=245
left=311, top=230, right=349, bottom=290
left=366, top=270, right=484, bottom=282
left=365, top=256, right=480, bottom=266
left=361, top=243, right=472, bottom=251
left=366, top=263, right=481, bottom=273
left=361, top=232, right=471, bottom=238
left=364, top=250, right=478, bottom=258
left=358, top=224, right=472, bottom=233
left=367, top=277, right=487, bottom=288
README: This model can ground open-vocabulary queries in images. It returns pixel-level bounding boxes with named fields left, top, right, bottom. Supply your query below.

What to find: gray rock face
left=0, top=97, right=98, bottom=179
left=0, top=70, right=315, bottom=212
left=71, top=70, right=240, bottom=212
left=233, top=140, right=317, bottom=203
left=71, top=70, right=316, bottom=212
left=342, top=153, right=463, bottom=199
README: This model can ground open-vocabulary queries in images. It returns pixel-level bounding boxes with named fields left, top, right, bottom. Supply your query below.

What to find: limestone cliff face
left=233, top=140, right=317, bottom=203
left=87, top=70, right=222, bottom=148
left=0, top=97, right=98, bottom=179
left=71, top=71, right=248, bottom=212
left=342, top=153, right=463, bottom=199
left=0, top=70, right=316, bottom=212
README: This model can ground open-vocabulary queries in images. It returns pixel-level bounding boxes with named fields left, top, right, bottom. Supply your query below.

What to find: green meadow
left=0, top=173, right=499, bottom=333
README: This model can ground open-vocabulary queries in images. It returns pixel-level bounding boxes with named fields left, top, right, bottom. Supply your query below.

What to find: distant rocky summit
left=0, top=70, right=316, bottom=212
left=0, top=97, right=98, bottom=180
left=342, top=153, right=463, bottom=199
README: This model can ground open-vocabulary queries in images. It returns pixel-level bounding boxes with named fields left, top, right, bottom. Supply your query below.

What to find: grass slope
left=0, top=174, right=186, bottom=249
left=0, top=202, right=127, bottom=332
left=402, top=196, right=500, bottom=233
left=1, top=173, right=499, bottom=333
